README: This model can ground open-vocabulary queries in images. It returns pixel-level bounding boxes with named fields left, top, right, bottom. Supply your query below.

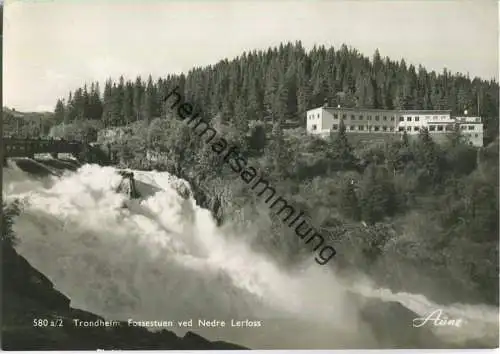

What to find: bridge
left=1, top=137, right=86, bottom=161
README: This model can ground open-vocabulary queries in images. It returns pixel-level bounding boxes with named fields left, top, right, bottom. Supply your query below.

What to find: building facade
left=306, top=106, right=483, bottom=147
left=454, top=116, right=484, bottom=147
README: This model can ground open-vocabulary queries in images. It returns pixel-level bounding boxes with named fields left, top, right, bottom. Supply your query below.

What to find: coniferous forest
left=7, top=41, right=499, bottom=307
left=51, top=43, right=499, bottom=142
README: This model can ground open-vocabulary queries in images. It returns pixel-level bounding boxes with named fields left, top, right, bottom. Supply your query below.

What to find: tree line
left=53, top=41, right=499, bottom=144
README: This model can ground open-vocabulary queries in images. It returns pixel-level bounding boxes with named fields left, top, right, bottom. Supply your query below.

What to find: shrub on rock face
left=1, top=200, right=22, bottom=247
left=172, top=181, right=191, bottom=200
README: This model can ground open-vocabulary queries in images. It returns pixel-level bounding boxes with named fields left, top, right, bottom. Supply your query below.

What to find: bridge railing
left=2, top=137, right=84, bottom=156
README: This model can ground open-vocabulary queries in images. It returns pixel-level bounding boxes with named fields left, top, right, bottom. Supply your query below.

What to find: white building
left=306, top=106, right=483, bottom=147
left=454, top=116, right=484, bottom=147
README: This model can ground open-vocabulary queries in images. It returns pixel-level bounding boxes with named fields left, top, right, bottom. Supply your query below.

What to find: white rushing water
left=3, top=158, right=499, bottom=349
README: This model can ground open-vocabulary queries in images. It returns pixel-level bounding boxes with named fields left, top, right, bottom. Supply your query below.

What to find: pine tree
left=247, top=122, right=267, bottom=155
left=110, top=83, right=123, bottom=126
left=415, top=127, right=443, bottom=184
left=246, top=78, right=264, bottom=121
left=233, top=96, right=249, bottom=146
left=371, top=49, right=384, bottom=108
left=402, top=130, right=410, bottom=147
left=283, top=65, right=298, bottom=121
left=54, top=99, right=65, bottom=124
left=65, top=91, right=77, bottom=123
left=267, top=119, right=288, bottom=176
left=340, top=179, right=361, bottom=220
left=133, top=76, right=144, bottom=122
left=82, top=84, right=90, bottom=119
left=359, top=165, right=396, bottom=224
left=311, top=75, right=329, bottom=107
left=274, top=82, right=290, bottom=122
left=101, top=80, right=113, bottom=126
left=448, top=123, right=465, bottom=147
left=297, top=78, right=312, bottom=125
left=122, top=81, right=134, bottom=125
left=329, top=118, right=357, bottom=171
left=264, top=60, right=281, bottom=120
left=117, top=76, right=126, bottom=119
left=355, top=74, right=369, bottom=108
left=89, top=81, right=103, bottom=120
left=141, top=75, right=156, bottom=123
left=72, top=88, right=84, bottom=120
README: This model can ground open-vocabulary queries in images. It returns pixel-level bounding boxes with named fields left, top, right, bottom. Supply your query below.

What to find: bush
left=49, top=120, right=103, bottom=142
left=1, top=200, right=22, bottom=247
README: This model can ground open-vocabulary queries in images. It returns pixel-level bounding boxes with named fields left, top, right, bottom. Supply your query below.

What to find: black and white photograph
left=1, top=0, right=499, bottom=351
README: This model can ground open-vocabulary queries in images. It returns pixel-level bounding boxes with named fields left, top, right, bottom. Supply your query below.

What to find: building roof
left=314, top=106, right=451, bottom=114
left=455, top=116, right=482, bottom=123
left=426, top=121, right=456, bottom=124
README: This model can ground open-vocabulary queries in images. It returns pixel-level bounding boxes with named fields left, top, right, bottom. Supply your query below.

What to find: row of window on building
left=328, top=124, right=396, bottom=132
left=332, top=125, right=419, bottom=132
left=323, top=124, right=479, bottom=133
left=461, top=125, right=478, bottom=131
left=307, top=113, right=449, bottom=122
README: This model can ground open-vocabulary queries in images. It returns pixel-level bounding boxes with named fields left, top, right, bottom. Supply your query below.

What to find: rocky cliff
left=1, top=244, right=247, bottom=350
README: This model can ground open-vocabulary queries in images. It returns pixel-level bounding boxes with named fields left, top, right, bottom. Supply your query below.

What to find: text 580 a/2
left=33, top=319, right=63, bottom=327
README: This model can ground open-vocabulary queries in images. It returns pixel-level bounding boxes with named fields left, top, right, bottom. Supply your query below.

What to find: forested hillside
left=53, top=42, right=499, bottom=143
left=2, top=108, right=55, bottom=138
left=49, top=41, right=499, bottom=307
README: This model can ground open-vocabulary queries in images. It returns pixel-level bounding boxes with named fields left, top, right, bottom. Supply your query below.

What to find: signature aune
left=412, top=309, right=464, bottom=328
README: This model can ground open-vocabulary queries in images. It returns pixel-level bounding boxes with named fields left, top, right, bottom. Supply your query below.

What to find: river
left=3, top=157, right=498, bottom=349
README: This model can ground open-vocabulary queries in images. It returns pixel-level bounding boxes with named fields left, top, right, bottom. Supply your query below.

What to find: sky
left=3, top=0, right=499, bottom=112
